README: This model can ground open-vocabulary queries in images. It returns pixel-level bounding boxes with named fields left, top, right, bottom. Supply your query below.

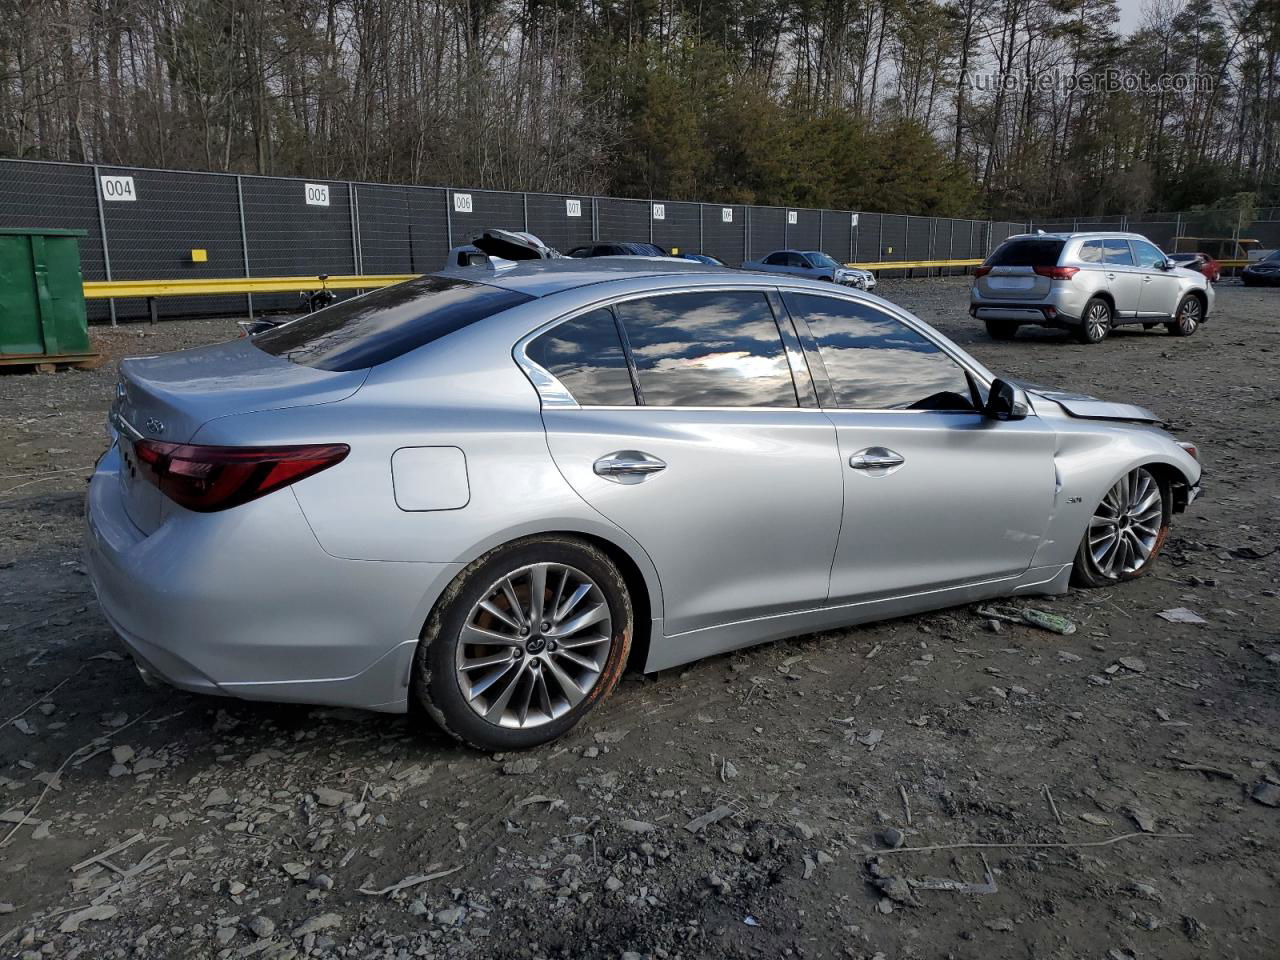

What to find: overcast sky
left=1116, top=0, right=1151, bottom=35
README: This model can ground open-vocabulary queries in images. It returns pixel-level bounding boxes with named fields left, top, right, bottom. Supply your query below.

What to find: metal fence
left=0, top=158, right=1028, bottom=323
left=1028, top=209, right=1280, bottom=254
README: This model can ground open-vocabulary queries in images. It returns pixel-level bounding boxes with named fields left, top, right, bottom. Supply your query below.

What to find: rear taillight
left=973, top=266, right=992, bottom=277
left=1033, top=265, right=1079, bottom=280
left=133, top=440, right=349, bottom=512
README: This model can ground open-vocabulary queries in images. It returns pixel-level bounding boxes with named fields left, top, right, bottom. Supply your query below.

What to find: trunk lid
left=112, top=337, right=367, bottom=533
left=974, top=265, right=1054, bottom=300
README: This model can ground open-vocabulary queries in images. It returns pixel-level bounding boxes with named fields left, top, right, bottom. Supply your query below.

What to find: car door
left=780, top=290, right=1057, bottom=604
left=1102, top=238, right=1142, bottom=318
left=1132, top=238, right=1181, bottom=317
left=529, top=289, right=844, bottom=636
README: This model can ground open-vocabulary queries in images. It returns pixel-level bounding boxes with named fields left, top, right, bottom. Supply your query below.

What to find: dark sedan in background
left=1242, top=250, right=1280, bottom=286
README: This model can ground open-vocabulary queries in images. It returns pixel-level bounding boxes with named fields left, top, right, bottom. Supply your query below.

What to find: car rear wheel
left=413, top=536, right=632, bottom=751
left=1071, top=466, right=1170, bottom=587
left=1076, top=298, right=1111, bottom=344
left=984, top=319, right=1019, bottom=340
left=1166, top=295, right=1202, bottom=336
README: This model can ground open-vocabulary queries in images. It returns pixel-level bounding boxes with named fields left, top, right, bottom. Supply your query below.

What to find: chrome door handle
left=593, top=451, right=667, bottom=484
left=849, top=447, right=905, bottom=471
left=1142, top=276, right=1152, bottom=283
left=1105, top=273, right=1116, bottom=280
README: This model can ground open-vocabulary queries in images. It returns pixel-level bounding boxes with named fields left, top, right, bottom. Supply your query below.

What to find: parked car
left=1168, top=252, right=1220, bottom=282
left=566, top=241, right=667, bottom=258
left=970, top=232, right=1213, bottom=343
left=743, top=249, right=875, bottom=289
left=1242, top=249, right=1280, bottom=286
left=678, top=253, right=728, bottom=267
left=87, top=260, right=1201, bottom=750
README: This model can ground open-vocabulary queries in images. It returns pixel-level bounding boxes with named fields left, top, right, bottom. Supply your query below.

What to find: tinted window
left=784, top=293, right=975, bottom=412
left=1103, top=239, right=1134, bottom=265
left=1079, top=241, right=1103, bottom=264
left=614, top=291, right=798, bottom=407
left=806, top=252, right=841, bottom=268
left=253, top=275, right=532, bottom=371
left=526, top=308, right=636, bottom=406
left=764, top=252, right=787, bottom=265
left=1132, top=239, right=1166, bottom=268
left=987, top=239, right=1065, bottom=267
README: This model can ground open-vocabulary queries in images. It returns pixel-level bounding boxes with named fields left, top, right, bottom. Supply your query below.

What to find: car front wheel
left=1072, top=466, right=1170, bottom=587
left=413, top=536, right=632, bottom=751
left=1166, top=295, right=1203, bottom=336
left=1076, top=298, right=1111, bottom=344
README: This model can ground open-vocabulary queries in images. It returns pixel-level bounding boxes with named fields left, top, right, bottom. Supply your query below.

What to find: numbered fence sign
left=721, top=208, right=733, bottom=223
left=787, top=210, right=798, bottom=225
left=304, top=183, right=330, bottom=206
left=453, top=192, right=473, bottom=213
left=565, top=198, right=582, bottom=217
left=100, top=175, right=136, bottom=202
left=652, top=203, right=665, bottom=220
left=851, top=213, right=860, bottom=228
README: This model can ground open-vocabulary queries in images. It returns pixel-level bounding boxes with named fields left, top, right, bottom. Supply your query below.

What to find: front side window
left=783, top=293, right=976, bottom=412
left=1132, top=239, right=1166, bottom=268
left=764, top=252, right=787, bottom=265
left=253, top=275, right=533, bottom=372
left=806, top=252, right=841, bottom=269
left=613, top=291, right=798, bottom=407
left=526, top=308, right=637, bottom=406
left=1103, top=239, right=1135, bottom=265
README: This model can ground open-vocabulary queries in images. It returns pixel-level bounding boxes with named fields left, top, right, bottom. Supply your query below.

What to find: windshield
left=805, top=252, right=841, bottom=268
left=1265, top=250, right=1280, bottom=262
left=252, top=275, right=533, bottom=371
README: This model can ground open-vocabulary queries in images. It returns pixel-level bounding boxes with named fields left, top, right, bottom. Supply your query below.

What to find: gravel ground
left=1, top=278, right=1278, bottom=960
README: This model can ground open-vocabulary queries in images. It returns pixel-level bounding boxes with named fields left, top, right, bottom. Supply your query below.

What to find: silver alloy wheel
left=1177, top=296, right=1201, bottom=334
left=1086, top=301, right=1111, bottom=341
left=1088, top=468, right=1163, bottom=578
left=456, top=562, right=613, bottom=729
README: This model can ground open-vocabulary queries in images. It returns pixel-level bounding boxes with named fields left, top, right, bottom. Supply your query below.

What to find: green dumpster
left=0, top=227, right=98, bottom=369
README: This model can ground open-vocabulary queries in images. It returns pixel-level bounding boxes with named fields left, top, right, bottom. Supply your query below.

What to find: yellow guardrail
left=847, top=258, right=983, bottom=271
left=82, top=274, right=417, bottom=299
left=82, top=256, right=1256, bottom=301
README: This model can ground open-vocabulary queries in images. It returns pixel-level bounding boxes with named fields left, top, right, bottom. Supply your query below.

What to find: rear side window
left=253, top=275, right=532, bottom=372
left=784, top=293, right=976, bottom=412
left=613, top=291, right=798, bottom=408
left=526, top=308, right=637, bottom=406
left=986, top=238, right=1065, bottom=267
left=1103, top=239, right=1134, bottom=265
left=1079, top=241, right=1103, bottom=264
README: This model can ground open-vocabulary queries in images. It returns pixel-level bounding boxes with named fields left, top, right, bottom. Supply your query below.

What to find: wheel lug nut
left=520, top=626, right=529, bottom=636
left=540, top=622, right=551, bottom=632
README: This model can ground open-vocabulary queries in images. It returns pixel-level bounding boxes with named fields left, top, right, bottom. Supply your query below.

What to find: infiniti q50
left=85, top=260, right=1201, bottom=750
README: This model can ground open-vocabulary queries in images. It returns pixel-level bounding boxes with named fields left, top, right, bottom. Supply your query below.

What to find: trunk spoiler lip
left=1008, top=379, right=1167, bottom=427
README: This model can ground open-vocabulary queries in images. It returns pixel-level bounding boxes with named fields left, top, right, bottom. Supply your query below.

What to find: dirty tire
left=1075, top=297, right=1111, bottom=344
left=984, top=319, right=1019, bottom=340
left=1165, top=294, right=1203, bottom=336
left=413, top=536, right=632, bottom=751
left=1071, top=467, right=1171, bottom=588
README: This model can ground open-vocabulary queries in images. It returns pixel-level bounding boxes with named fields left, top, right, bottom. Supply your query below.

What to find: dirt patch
left=1, top=282, right=1278, bottom=959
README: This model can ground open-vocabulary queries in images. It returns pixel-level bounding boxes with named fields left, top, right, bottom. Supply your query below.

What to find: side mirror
left=984, top=378, right=1028, bottom=421
left=1160, top=259, right=1175, bottom=270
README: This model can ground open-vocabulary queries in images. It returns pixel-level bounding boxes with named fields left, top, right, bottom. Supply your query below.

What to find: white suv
left=969, top=232, right=1213, bottom=344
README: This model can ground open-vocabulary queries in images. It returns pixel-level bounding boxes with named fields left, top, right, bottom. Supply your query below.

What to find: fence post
left=91, top=165, right=116, bottom=326
left=591, top=197, right=599, bottom=242
left=348, top=182, right=361, bottom=275
left=236, top=176, right=253, bottom=319
left=850, top=213, right=856, bottom=263
left=523, top=193, right=529, bottom=233
left=818, top=209, right=824, bottom=253
left=699, top=203, right=704, bottom=253
left=745, top=206, right=751, bottom=262
left=445, top=189, right=454, bottom=249
left=877, top=215, right=884, bottom=262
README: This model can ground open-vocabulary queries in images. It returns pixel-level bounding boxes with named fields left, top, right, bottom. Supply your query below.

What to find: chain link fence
left=16, top=158, right=1271, bottom=324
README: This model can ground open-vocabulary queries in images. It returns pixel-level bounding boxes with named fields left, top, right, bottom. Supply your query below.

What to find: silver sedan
left=85, top=260, right=1202, bottom=750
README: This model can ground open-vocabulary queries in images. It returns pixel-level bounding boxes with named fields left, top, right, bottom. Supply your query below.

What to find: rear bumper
left=83, top=444, right=459, bottom=713
left=974, top=306, right=1058, bottom=323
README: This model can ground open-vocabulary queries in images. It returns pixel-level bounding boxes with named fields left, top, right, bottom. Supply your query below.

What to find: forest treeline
left=2, top=0, right=1278, bottom=219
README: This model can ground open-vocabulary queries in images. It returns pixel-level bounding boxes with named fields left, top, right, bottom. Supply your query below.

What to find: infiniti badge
left=145, top=417, right=165, bottom=435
